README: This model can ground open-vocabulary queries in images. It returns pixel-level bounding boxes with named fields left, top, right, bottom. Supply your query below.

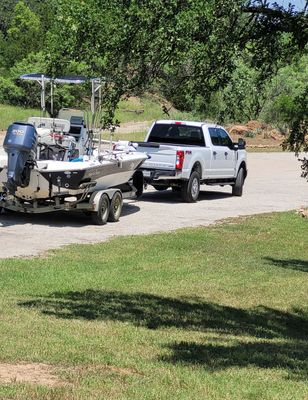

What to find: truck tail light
left=176, top=150, right=185, bottom=170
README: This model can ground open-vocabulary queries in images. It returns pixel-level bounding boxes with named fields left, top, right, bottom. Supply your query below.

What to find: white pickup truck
left=137, top=120, right=247, bottom=202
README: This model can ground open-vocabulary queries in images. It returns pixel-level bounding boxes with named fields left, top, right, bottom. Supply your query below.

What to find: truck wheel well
left=192, top=162, right=202, bottom=176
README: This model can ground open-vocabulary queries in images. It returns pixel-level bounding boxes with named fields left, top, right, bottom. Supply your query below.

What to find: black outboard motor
left=3, top=122, right=37, bottom=193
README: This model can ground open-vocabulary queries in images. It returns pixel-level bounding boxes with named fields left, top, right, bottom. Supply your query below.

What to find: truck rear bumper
left=140, top=168, right=177, bottom=182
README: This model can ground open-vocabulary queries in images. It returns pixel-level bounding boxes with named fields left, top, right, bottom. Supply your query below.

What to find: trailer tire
left=91, top=193, right=110, bottom=225
left=232, top=167, right=244, bottom=197
left=181, top=171, right=200, bottom=202
left=108, top=191, right=123, bottom=222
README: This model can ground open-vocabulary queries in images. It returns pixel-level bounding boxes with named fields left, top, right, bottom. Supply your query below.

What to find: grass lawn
left=0, top=105, right=41, bottom=130
left=0, top=96, right=197, bottom=132
left=0, top=212, right=307, bottom=399
left=115, top=95, right=198, bottom=124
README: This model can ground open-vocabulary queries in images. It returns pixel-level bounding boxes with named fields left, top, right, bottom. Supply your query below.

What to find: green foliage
left=0, top=76, right=22, bottom=104
left=45, top=0, right=246, bottom=125
left=2, top=1, right=42, bottom=67
left=261, top=55, right=308, bottom=124
left=0, top=0, right=306, bottom=145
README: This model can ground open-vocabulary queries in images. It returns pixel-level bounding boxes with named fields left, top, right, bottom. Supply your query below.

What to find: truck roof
left=154, top=120, right=221, bottom=128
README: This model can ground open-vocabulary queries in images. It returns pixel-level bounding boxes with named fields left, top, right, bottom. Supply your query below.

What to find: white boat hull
left=0, top=151, right=146, bottom=201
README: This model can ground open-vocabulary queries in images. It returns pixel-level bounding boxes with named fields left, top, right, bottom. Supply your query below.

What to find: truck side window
left=219, top=129, right=233, bottom=148
left=208, top=127, right=220, bottom=146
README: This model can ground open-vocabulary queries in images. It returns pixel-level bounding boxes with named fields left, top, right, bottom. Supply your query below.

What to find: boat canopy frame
left=20, top=73, right=102, bottom=116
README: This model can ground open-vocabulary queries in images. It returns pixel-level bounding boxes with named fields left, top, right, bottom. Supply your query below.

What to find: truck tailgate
left=137, top=143, right=177, bottom=170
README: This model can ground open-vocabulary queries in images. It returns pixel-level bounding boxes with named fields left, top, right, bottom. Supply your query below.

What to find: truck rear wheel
left=181, top=171, right=200, bottom=202
left=108, top=191, right=123, bottom=222
left=91, top=193, right=110, bottom=225
left=232, top=167, right=244, bottom=196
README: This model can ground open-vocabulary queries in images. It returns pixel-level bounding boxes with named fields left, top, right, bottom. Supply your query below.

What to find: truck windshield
left=148, top=124, right=205, bottom=146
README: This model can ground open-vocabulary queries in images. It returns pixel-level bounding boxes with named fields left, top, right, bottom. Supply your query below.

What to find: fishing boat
left=0, top=74, right=146, bottom=224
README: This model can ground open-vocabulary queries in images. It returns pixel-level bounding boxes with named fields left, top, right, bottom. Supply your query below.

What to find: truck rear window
left=148, top=124, right=205, bottom=146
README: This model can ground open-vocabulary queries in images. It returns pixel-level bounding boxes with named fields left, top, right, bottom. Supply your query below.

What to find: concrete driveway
left=0, top=152, right=307, bottom=258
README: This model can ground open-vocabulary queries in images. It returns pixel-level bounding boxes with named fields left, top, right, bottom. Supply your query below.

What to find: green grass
left=0, top=212, right=307, bottom=399
left=0, top=104, right=41, bottom=130
left=115, top=95, right=198, bottom=124
left=113, top=131, right=147, bottom=142
left=0, top=96, right=196, bottom=133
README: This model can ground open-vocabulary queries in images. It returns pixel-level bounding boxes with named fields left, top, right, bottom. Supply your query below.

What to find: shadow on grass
left=20, top=290, right=308, bottom=340
left=264, top=257, right=308, bottom=273
left=20, top=290, right=308, bottom=379
left=161, top=340, right=308, bottom=379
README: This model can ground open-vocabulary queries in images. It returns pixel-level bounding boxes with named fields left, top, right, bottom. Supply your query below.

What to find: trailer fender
left=90, top=189, right=121, bottom=212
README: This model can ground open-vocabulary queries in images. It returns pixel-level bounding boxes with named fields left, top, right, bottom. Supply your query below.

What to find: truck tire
left=181, top=171, right=200, bottom=202
left=153, top=184, right=169, bottom=191
left=108, top=191, right=123, bottom=222
left=232, top=167, right=244, bottom=196
left=133, top=170, right=144, bottom=198
left=91, top=193, right=110, bottom=225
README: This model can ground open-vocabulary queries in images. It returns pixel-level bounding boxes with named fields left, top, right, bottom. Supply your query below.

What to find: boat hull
left=0, top=152, right=146, bottom=200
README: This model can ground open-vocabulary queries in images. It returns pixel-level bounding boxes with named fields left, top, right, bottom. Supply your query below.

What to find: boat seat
left=69, top=116, right=85, bottom=141
left=28, top=117, right=70, bottom=134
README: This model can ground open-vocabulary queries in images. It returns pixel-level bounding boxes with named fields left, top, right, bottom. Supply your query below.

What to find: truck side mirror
left=238, top=138, right=246, bottom=149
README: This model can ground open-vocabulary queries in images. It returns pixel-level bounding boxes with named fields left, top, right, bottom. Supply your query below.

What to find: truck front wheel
left=181, top=171, right=200, bottom=202
left=232, top=167, right=244, bottom=196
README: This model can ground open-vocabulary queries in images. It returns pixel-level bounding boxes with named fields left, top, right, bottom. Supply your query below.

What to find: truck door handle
left=224, top=152, right=228, bottom=156
left=213, top=151, right=217, bottom=156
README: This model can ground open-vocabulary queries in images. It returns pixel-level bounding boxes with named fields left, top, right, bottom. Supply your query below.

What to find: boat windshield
left=58, top=108, right=84, bottom=121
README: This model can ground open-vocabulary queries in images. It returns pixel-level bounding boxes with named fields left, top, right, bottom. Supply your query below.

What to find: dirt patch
left=0, top=363, right=66, bottom=387
left=297, top=207, right=308, bottom=218
left=227, top=120, right=284, bottom=149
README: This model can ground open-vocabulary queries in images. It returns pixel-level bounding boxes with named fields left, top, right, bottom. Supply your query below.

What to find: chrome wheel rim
left=191, top=178, right=199, bottom=199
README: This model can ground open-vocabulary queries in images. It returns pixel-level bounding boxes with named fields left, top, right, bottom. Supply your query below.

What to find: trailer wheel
left=181, top=171, right=200, bottom=202
left=108, top=191, right=123, bottom=222
left=91, top=193, right=110, bottom=225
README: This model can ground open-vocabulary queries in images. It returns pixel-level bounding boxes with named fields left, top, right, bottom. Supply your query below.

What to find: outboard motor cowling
left=3, top=122, right=37, bottom=193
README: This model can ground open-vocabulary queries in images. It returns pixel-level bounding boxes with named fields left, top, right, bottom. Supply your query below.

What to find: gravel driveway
left=0, top=152, right=307, bottom=259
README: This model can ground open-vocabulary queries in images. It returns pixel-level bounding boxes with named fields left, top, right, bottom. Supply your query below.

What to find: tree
left=0, top=1, right=42, bottom=69
left=46, top=0, right=249, bottom=126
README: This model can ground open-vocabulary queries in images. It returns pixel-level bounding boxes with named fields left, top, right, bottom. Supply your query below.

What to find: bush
left=0, top=76, right=23, bottom=104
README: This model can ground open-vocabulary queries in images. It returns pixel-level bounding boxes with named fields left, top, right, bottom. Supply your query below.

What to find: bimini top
left=20, top=74, right=100, bottom=84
